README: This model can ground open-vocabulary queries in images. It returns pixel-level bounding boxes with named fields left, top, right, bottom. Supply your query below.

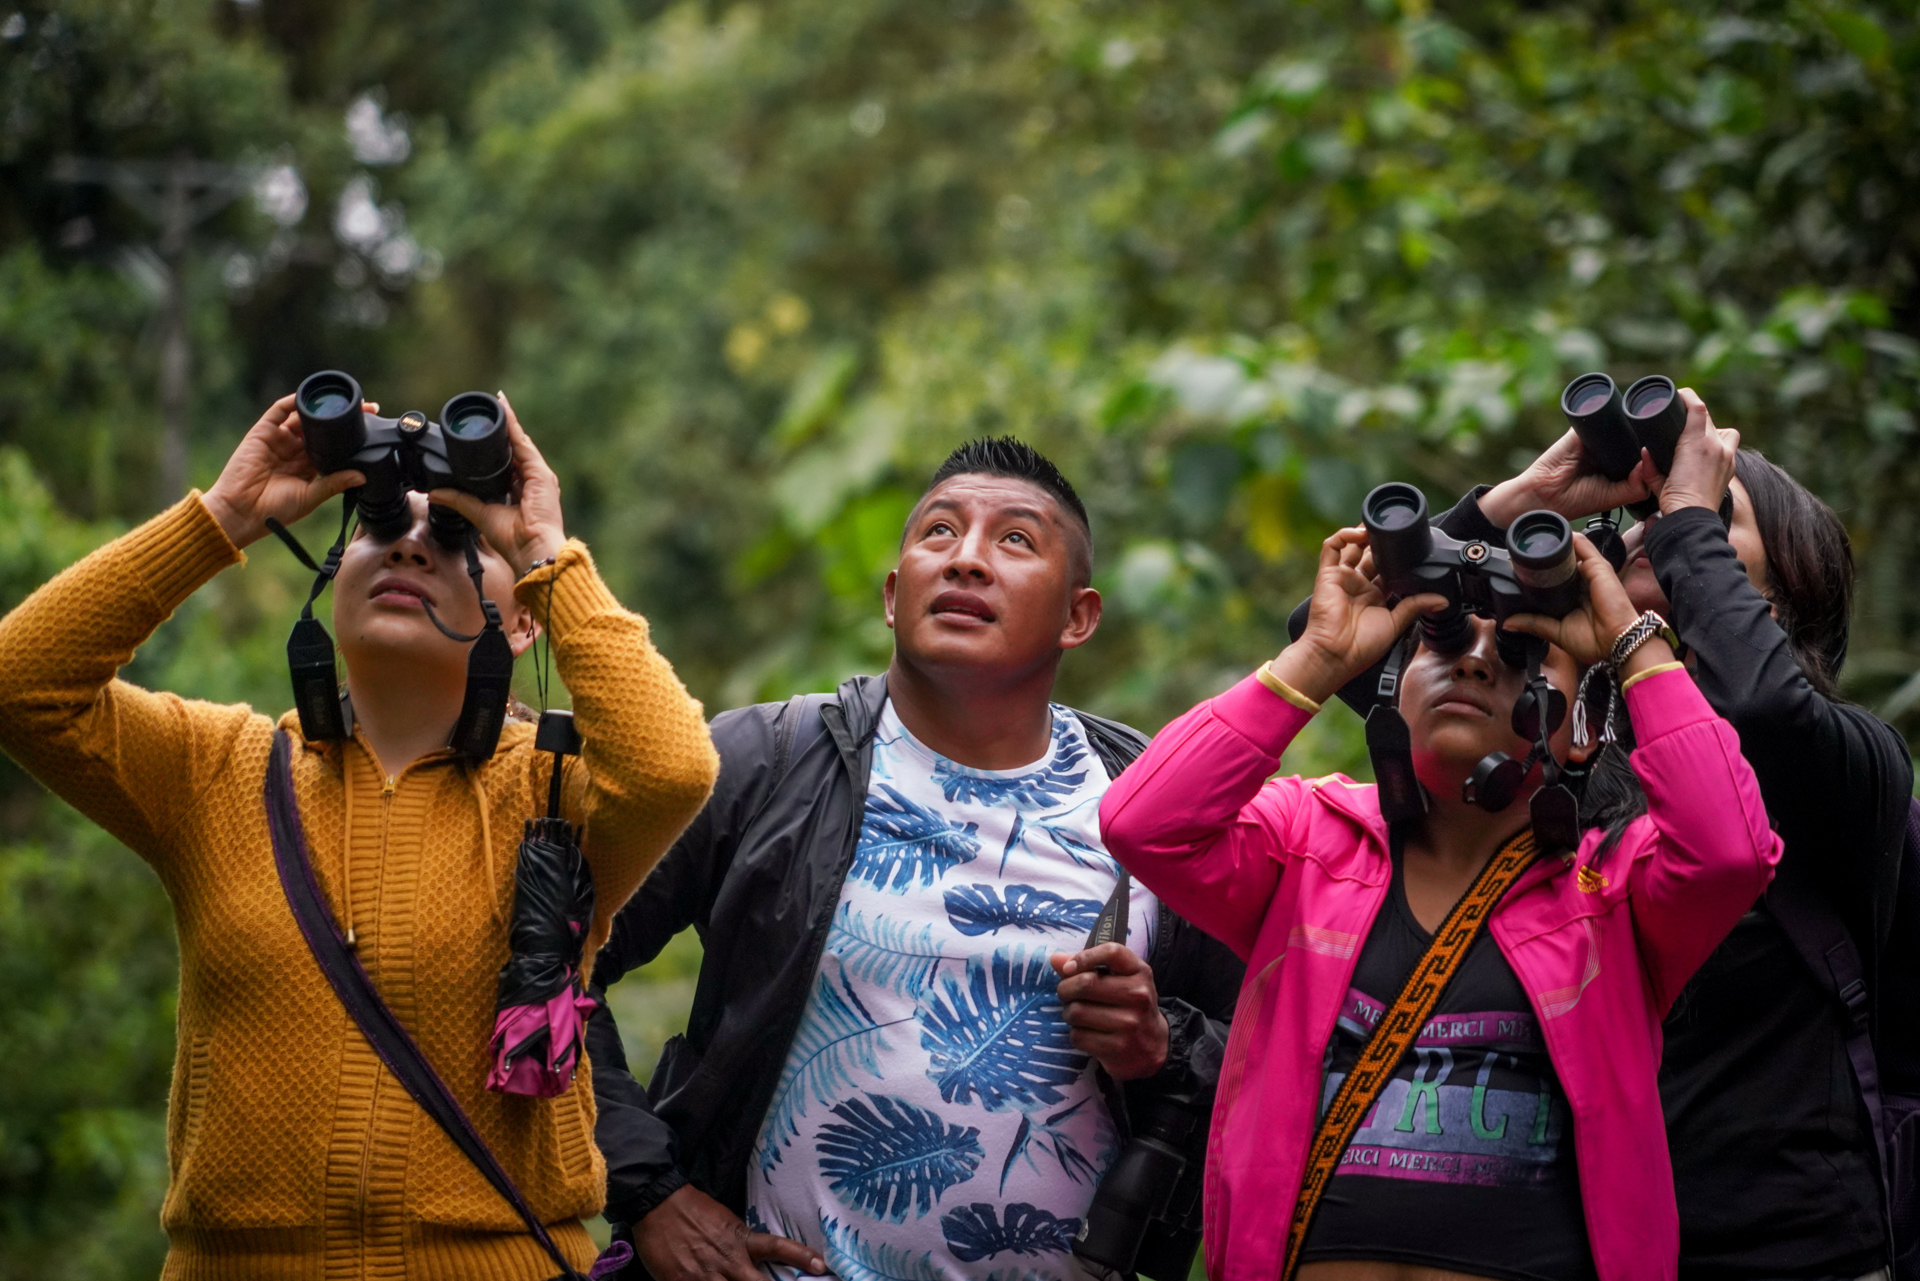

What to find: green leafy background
left=5, top=0, right=1920, bottom=1272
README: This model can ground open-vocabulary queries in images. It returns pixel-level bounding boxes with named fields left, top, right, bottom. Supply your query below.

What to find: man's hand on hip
left=633, top=1185, right=830, bottom=1281
left=1051, top=942, right=1169, bottom=1081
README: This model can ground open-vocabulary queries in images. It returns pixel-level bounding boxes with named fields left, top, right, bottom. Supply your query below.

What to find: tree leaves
left=916, top=949, right=1086, bottom=1112
left=815, top=1093, right=984, bottom=1222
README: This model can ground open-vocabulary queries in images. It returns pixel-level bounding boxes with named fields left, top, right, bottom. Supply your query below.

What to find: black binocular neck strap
left=420, top=538, right=504, bottom=644
left=265, top=502, right=356, bottom=622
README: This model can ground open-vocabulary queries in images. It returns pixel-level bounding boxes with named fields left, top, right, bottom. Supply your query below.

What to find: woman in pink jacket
left=1095, top=524, right=1780, bottom=1281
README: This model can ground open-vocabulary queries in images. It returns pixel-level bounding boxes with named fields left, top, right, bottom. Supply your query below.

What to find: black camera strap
left=267, top=503, right=357, bottom=742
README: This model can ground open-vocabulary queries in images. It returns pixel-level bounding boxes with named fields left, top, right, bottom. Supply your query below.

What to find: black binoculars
left=1560, top=371, right=1686, bottom=483
left=295, top=370, right=513, bottom=549
left=1362, top=482, right=1581, bottom=667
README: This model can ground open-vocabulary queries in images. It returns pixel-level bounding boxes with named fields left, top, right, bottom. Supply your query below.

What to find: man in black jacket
left=1472, top=395, right=1910, bottom=1280
left=588, top=438, right=1243, bottom=1281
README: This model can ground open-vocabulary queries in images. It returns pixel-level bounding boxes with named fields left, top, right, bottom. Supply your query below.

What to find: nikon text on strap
left=264, top=730, right=619, bottom=1281
left=1280, top=827, right=1540, bottom=1281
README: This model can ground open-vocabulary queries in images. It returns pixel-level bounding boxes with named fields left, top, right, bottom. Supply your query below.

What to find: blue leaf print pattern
left=934, top=723, right=1087, bottom=809
left=852, top=784, right=982, bottom=893
left=944, top=885, right=1103, bottom=937
left=819, top=1216, right=1050, bottom=1281
left=998, top=1100, right=1109, bottom=1192
left=816, top=1093, right=985, bottom=1222
left=1025, top=797, right=1113, bottom=872
left=762, top=965, right=909, bottom=1171
left=918, top=949, right=1086, bottom=1111
left=940, top=1203, right=1082, bottom=1261
left=830, top=905, right=950, bottom=995
left=819, top=1216, right=947, bottom=1281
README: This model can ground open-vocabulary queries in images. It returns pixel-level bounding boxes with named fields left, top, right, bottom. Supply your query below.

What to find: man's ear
left=507, top=612, right=542, bottom=659
left=1059, top=586, right=1102, bottom=651
left=882, top=569, right=898, bottom=630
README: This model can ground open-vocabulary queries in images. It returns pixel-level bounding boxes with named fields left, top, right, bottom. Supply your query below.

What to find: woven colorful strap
left=1280, top=826, right=1540, bottom=1280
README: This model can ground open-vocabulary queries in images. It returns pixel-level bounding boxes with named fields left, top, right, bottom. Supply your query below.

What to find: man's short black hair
left=911, top=437, right=1094, bottom=583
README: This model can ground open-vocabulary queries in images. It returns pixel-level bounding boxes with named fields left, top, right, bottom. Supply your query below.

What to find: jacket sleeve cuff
left=1621, top=664, right=1717, bottom=742
left=607, top=1166, right=690, bottom=1229
left=1438, top=484, right=1507, bottom=543
left=1642, top=502, right=1726, bottom=556
left=1210, top=671, right=1319, bottom=758
left=135, top=493, right=244, bottom=612
left=516, top=539, right=624, bottom=633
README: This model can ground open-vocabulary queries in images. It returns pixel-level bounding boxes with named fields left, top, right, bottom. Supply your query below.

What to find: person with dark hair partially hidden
left=1473, top=392, right=1916, bottom=1281
left=585, top=437, right=1244, bottom=1281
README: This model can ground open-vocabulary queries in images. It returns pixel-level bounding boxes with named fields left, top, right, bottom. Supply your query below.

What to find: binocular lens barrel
left=439, top=392, right=513, bottom=504
left=295, top=370, right=368, bottom=474
left=1362, top=482, right=1432, bottom=587
left=1559, top=372, right=1641, bottom=482
left=1508, top=509, right=1581, bottom=616
left=1623, top=375, right=1686, bottom=474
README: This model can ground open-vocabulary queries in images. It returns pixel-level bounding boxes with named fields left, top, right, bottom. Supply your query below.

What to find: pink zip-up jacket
left=1099, top=666, right=1780, bottom=1281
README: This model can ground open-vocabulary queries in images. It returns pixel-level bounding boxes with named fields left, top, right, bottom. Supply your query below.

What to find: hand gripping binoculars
left=1362, top=482, right=1581, bottom=669
left=1560, top=372, right=1685, bottom=516
left=295, top=370, right=513, bottom=550
left=273, top=370, right=520, bottom=762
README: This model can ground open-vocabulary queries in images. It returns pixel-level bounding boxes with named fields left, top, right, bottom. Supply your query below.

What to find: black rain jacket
left=1448, top=492, right=1911, bottom=1277
left=585, top=673, right=1246, bottom=1231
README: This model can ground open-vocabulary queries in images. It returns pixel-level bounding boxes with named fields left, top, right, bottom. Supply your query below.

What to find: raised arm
left=0, top=395, right=360, bottom=865
left=1611, top=667, right=1784, bottom=1010
left=1103, top=528, right=1442, bottom=958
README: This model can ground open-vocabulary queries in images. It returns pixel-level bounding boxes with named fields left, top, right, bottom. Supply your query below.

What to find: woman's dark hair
left=1733, top=448, right=1853, bottom=699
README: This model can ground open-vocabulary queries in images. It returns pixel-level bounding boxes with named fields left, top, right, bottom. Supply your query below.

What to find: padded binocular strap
left=1280, top=827, right=1539, bottom=1281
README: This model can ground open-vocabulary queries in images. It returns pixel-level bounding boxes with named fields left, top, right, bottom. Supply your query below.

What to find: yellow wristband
left=1620, top=660, right=1686, bottom=693
left=1256, top=662, right=1323, bottom=714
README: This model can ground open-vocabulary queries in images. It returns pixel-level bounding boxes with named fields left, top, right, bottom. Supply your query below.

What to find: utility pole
left=53, top=155, right=253, bottom=506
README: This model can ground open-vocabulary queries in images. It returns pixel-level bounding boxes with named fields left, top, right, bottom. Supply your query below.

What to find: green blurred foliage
left=5, top=0, right=1920, bottom=1272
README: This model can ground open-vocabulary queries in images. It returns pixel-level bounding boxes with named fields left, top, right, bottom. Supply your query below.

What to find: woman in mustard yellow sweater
left=0, top=392, right=718, bottom=1279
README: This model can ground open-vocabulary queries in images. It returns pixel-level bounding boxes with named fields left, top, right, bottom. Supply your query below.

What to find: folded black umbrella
left=487, top=712, right=598, bottom=1097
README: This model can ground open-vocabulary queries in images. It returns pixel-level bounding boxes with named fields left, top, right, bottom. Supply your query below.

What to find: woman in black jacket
left=1471, top=391, right=1910, bottom=1280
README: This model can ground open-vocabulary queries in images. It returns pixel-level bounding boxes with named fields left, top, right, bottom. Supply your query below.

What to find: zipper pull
left=382, top=776, right=396, bottom=799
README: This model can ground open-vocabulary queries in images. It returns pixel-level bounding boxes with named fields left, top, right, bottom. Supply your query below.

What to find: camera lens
left=1623, top=374, right=1686, bottom=474
left=295, top=370, right=368, bottom=474
left=1559, top=372, right=1640, bottom=482
left=1362, top=482, right=1433, bottom=589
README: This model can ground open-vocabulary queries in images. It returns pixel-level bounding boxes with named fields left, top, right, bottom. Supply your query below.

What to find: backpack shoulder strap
left=1766, top=869, right=1895, bottom=1269
left=264, top=730, right=593, bottom=1281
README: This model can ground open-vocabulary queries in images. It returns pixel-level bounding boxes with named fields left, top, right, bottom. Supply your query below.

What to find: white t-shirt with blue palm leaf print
left=748, top=699, right=1159, bottom=1281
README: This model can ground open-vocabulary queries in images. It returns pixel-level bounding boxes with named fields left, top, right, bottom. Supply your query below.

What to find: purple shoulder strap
left=265, top=730, right=620, bottom=1281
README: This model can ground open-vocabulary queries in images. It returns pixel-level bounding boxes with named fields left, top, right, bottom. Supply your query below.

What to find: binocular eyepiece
left=295, top=370, right=513, bottom=549
left=1560, top=371, right=1686, bottom=484
left=1362, top=481, right=1580, bottom=664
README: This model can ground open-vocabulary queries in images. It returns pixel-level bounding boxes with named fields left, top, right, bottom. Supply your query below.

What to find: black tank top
left=1297, top=843, right=1597, bottom=1281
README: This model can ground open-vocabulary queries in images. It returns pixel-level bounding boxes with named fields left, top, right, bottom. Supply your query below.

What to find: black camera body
left=1363, top=482, right=1581, bottom=668
left=296, top=369, right=512, bottom=550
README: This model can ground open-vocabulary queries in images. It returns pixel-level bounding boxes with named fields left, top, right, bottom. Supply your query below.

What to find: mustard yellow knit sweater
left=0, top=495, right=719, bottom=1280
